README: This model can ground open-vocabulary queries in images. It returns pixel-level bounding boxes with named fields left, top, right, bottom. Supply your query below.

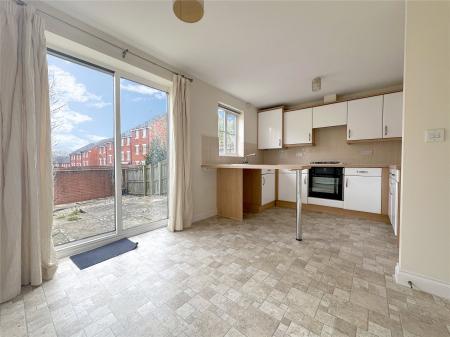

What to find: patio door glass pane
left=120, top=78, right=169, bottom=230
left=48, top=52, right=116, bottom=246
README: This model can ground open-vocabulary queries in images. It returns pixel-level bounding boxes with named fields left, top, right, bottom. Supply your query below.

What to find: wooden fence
left=122, top=160, right=168, bottom=196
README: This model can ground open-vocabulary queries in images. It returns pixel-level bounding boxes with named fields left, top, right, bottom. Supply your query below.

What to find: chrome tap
left=242, top=153, right=256, bottom=164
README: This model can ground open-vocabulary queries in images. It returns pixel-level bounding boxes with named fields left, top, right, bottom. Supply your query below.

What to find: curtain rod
left=14, top=0, right=194, bottom=82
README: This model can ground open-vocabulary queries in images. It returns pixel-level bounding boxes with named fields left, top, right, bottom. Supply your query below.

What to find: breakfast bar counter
left=202, top=163, right=307, bottom=240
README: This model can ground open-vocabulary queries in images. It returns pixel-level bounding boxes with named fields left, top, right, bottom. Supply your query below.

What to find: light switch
left=425, top=128, right=445, bottom=143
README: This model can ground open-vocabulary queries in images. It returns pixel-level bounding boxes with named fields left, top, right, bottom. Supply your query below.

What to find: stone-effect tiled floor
left=1, top=208, right=450, bottom=337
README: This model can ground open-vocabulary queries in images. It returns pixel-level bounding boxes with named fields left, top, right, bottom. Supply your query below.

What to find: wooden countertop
left=201, top=163, right=309, bottom=170
left=201, top=163, right=397, bottom=169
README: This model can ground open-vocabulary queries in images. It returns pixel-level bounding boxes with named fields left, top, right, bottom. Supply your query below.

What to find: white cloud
left=48, top=64, right=111, bottom=155
left=52, top=133, right=90, bottom=153
left=48, top=64, right=111, bottom=108
left=86, top=134, right=106, bottom=142
left=120, top=82, right=166, bottom=99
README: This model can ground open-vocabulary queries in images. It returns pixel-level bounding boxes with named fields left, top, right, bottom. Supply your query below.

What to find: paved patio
left=52, top=195, right=168, bottom=246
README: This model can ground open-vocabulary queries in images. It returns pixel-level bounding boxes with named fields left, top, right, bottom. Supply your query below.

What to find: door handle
left=304, top=176, right=306, bottom=184
left=262, top=177, right=265, bottom=185
left=278, top=139, right=281, bottom=147
left=308, top=133, right=311, bottom=142
left=345, top=178, right=349, bottom=188
left=384, top=125, right=388, bottom=136
left=348, top=129, right=351, bottom=139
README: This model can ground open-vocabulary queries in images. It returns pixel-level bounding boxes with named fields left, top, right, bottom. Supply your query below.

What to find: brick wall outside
left=54, top=167, right=114, bottom=205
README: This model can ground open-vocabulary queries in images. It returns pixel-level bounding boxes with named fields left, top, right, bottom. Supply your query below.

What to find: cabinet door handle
left=384, top=125, right=388, bottom=136
left=345, top=178, right=349, bottom=188
left=262, top=177, right=265, bottom=186
left=304, top=176, right=307, bottom=184
left=308, top=133, right=311, bottom=142
left=278, top=139, right=281, bottom=147
left=348, top=129, right=351, bottom=139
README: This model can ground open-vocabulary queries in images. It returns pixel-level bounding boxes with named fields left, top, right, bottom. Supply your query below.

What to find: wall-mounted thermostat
left=425, top=128, right=445, bottom=143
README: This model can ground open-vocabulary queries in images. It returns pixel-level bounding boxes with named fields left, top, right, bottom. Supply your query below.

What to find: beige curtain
left=0, top=1, right=57, bottom=303
left=168, top=75, right=193, bottom=231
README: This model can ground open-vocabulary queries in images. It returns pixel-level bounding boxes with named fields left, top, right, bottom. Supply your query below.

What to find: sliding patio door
left=49, top=52, right=117, bottom=246
left=119, top=77, right=169, bottom=231
left=48, top=50, right=169, bottom=251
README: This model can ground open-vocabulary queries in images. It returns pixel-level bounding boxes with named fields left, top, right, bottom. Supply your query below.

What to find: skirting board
left=307, top=197, right=344, bottom=209
left=192, top=209, right=217, bottom=223
left=395, top=263, right=450, bottom=300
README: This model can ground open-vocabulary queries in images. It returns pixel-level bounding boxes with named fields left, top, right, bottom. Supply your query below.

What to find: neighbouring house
left=66, top=115, right=167, bottom=168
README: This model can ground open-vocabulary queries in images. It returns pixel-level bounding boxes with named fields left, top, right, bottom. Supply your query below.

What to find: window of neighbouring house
left=218, top=104, right=241, bottom=156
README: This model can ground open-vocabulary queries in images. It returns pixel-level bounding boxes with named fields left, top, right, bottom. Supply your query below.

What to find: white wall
left=398, top=1, right=450, bottom=295
left=190, top=79, right=257, bottom=222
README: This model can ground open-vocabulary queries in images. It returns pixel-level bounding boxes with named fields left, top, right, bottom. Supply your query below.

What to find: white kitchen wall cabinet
left=258, top=108, right=283, bottom=149
left=383, top=92, right=403, bottom=138
left=284, top=108, right=313, bottom=145
left=261, top=171, right=275, bottom=205
left=347, top=96, right=383, bottom=141
left=344, top=168, right=381, bottom=213
left=313, top=102, right=347, bottom=128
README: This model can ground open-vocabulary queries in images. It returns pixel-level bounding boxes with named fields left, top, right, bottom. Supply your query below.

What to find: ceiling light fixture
left=312, top=77, right=321, bottom=92
left=173, top=0, right=204, bottom=23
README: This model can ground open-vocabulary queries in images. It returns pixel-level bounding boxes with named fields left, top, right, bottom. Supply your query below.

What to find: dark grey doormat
left=70, top=238, right=138, bottom=270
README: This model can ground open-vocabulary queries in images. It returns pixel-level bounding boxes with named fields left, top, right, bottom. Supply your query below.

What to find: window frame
left=218, top=105, right=240, bottom=157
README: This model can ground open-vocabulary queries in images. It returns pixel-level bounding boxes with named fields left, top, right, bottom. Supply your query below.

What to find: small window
left=218, top=105, right=239, bottom=156
left=135, top=144, right=139, bottom=155
left=142, top=128, right=147, bottom=138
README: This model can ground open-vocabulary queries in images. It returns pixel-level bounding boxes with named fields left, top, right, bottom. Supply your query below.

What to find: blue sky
left=48, top=53, right=168, bottom=156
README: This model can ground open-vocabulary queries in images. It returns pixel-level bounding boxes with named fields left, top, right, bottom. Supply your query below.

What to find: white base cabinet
left=343, top=168, right=381, bottom=213
left=261, top=171, right=275, bottom=205
left=301, top=170, right=308, bottom=203
left=278, top=170, right=296, bottom=202
left=278, top=169, right=308, bottom=203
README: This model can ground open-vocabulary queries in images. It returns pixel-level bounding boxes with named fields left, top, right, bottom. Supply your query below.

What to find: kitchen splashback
left=263, top=126, right=402, bottom=165
left=201, top=135, right=263, bottom=164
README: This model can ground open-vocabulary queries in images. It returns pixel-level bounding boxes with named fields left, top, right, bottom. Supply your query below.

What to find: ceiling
left=43, top=1, right=405, bottom=108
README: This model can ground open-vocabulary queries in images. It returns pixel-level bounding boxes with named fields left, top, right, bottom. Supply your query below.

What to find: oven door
left=309, top=167, right=343, bottom=200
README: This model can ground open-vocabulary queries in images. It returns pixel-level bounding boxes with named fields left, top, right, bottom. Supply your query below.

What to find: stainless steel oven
left=308, top=167, right=343, bottom=200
